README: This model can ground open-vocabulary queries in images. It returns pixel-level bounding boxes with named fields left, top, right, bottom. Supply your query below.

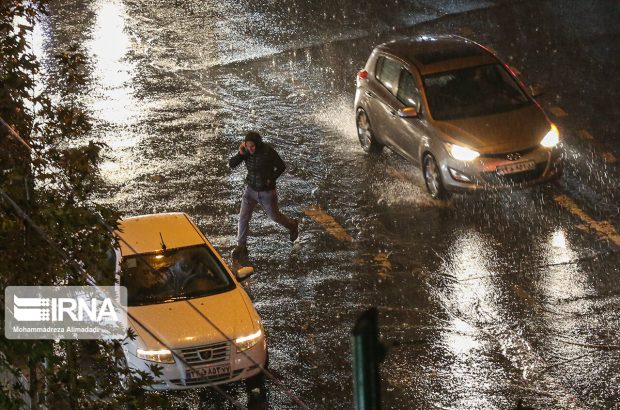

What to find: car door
left=392, top=68, right=427, bottom=165
left=366, top=55, right=403, bottom=149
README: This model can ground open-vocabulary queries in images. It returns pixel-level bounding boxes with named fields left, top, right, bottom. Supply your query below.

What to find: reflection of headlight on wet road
left=551, top=230, right=566, bottom=248
left=448, top=143, right=480, bottom=161
left=137, top=348, right=175, bottom=363
left=540, top=124, right=559, bottom=148
left=235, top=329, right=262, bottom=352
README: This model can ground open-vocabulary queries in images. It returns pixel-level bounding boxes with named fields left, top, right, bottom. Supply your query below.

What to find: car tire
left=356, top=109, right=383, bottom=154
left=423, top=154, right=449, bottom=199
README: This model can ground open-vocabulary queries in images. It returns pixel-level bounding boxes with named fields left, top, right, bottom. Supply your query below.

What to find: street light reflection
left=88, top=0, right=145, bottom=186
left=540, top=228, right=586, bottom=301
left=442, top=231, right=494, bottom=351
left=434, top=231, right=496, bottom=408
left=551, top=229, right=567, bottom=249
left=89, top=0, right=138, bottom=125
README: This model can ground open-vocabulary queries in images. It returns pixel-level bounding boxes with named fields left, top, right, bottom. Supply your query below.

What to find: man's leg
left=259, top=189, right=299, bottom=241
left=237, top=186, right=258, bottom=247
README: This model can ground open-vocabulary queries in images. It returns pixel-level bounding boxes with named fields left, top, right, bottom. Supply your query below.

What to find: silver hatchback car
left=354, top=35, right=563, bottom=198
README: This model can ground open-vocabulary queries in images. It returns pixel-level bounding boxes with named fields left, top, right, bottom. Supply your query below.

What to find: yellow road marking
left=574, top=129, right=616, bottom=163
left=601, top=152, right=617, bottom=164
left=549, top=106, right=568, bottom=118
left=554, top=195, right=620, bottom=246
left=352, top=257, right=365, bottom=265
left=373, top=252, right=392, bottom=280
left=512, top=284, right=540, bottom=309
left=303, top=205, right=352, bottom=242
left=386, top=167, right=410, bottom=181
left=576, top=129, right=593, bottom=140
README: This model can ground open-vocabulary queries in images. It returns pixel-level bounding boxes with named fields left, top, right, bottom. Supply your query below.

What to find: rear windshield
left=121, top=245, right=235, bottom=306
left=422, top=63, right=531, bottom=120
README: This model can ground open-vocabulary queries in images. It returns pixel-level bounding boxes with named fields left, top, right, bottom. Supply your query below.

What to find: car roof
left=116, top=213, right=205, bottom=256
left=376, top=35, right=498, bottom=75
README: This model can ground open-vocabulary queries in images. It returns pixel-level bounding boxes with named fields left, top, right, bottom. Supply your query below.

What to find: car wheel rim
left=357, top=112, right=372, bottom=150
left=425, top=157, right=440, bottom=197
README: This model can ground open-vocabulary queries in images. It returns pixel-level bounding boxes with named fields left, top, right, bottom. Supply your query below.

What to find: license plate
left=496, top=160, right=536, bottom=175
left=186, top=364, right=230, bottom=380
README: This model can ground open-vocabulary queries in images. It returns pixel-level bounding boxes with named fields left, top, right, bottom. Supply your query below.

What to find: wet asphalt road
left=38, top=0, right=620, bottom=408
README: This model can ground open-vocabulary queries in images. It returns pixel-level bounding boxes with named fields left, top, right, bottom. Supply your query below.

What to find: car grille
left=480, top=146, right=537, bottom=159
left=170, top=369, right=244, bottom=386
left=177, top=341, right=230, bottom=366
left=482, top=162, right=546, bottom=185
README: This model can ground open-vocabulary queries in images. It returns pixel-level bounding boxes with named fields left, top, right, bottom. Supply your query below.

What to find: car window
left=397, top=70, right=420, bottom=107
left=121, top=245, right=235, bottom=306
left=422, top=63, right=531, bottom=120
left=375, top=56, right=401, bottom=95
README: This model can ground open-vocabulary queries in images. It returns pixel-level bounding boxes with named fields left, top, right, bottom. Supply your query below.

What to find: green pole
left=352, top=307, right=383, bottom=410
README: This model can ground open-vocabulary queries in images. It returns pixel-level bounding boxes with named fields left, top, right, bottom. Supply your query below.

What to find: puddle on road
left=428, top=226, right=594, bottom=409
left=89, top=0, right=140, bottom=124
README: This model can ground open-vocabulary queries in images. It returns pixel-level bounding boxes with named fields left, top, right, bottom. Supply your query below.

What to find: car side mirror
left=398, top=106, right=418, bottom=118
left=236, top=266, right=254, bottom=282
left=529, top=83, right=544, bottom=98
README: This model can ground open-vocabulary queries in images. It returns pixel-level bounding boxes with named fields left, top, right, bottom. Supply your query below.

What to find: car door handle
left=365, top=91, right=375, bottom=98
left=389, top=109, right=397, bottom=117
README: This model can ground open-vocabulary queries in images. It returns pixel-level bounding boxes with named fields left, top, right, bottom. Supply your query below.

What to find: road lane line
left=303, top=205, right=352, bottom=241
left=549, top=106, right=568, bottom=118
left=575, top=129, right=593, bottom=140
left=386, top=167, right=410, bottom=181
left=554, top=195, right=620, bottom=246
left=512, top=284, right=538, bottom=309
left=373, top=251, right=392, bottom=280
left=574, top=129, right=616, bottom=163
left=601, top=152, right=617, bottom=164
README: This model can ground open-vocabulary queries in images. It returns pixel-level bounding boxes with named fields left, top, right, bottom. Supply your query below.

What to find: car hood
left=128, top=288, right=256, bottom=349
left=434, top=104, right=550, bottom=154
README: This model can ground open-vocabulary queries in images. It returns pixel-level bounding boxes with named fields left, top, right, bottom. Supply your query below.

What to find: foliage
left=0, top=1, right=159, bottom=408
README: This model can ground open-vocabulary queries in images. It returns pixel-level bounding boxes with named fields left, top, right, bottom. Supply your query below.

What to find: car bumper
left=439, top=145, right=563, bottom=193
left=127, top=340, right=267, bottom=391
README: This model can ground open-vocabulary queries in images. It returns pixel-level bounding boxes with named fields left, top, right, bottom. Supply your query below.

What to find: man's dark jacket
left=229, top=143, right=286, bottom=191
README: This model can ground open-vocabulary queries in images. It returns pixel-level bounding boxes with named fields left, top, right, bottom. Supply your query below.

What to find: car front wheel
left=356, top=109, right=383, bottom=153
left=423, top=154, right=449, bottom=199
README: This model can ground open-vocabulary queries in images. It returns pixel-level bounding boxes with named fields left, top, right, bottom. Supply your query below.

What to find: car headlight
left=235, top=329, right=262, bottom=352
left=449, top=144, right=480, bottom=161
left=540, top=124, right=559, bottom=148
left=137, top=348, right=175, bottom=364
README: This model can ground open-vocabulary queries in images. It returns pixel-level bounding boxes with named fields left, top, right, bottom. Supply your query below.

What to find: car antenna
left=159, top=232, right=167, bottom=253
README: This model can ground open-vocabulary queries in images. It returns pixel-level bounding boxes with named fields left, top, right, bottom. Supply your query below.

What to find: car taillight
left=356, top=69, right=368, bottom=87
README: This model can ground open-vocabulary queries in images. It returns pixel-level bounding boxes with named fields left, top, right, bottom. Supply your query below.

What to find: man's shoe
left=289, top=220, right=299, bottom=242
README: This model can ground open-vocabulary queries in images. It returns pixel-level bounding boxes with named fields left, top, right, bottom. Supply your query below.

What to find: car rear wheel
left=356, top=109, right=383, bottom=153
left=423, top=154, right=449, bottom=199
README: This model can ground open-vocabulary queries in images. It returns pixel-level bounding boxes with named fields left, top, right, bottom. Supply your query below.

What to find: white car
left=114, top=213, right=267, bottom=390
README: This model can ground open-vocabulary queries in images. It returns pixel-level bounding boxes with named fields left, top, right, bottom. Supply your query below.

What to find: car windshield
left=121, top=245, right=235, bottom=306
left=422, top=63, right=531, bottom=120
